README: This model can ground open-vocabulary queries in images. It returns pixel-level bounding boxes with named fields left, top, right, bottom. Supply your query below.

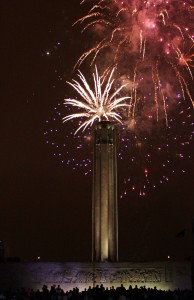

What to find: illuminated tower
left=92, top=121, right=118, bottom=262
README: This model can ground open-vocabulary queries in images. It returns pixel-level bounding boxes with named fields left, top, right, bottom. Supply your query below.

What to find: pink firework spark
left=75, top=0, right=194, bottom=125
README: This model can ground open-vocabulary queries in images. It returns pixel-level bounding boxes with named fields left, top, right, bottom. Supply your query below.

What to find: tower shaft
left=92, top=121, right=118, bottom=262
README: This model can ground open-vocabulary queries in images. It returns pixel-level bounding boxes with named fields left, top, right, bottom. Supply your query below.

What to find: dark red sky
left=0, top=0, right=194, bottom=263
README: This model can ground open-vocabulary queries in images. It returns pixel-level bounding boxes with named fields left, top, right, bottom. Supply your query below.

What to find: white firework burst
left=63, top=66, right=130, bottom=134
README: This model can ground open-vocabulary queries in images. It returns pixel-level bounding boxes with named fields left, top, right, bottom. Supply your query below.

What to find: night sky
left=1, top=1, right=194, bottom=263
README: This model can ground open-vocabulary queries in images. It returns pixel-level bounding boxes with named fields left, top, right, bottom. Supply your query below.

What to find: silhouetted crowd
left=0, top=284, right=193, bottom=300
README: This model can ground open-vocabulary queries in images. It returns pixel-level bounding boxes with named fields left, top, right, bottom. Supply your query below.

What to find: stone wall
left=0, top=261, right=191, bottom=291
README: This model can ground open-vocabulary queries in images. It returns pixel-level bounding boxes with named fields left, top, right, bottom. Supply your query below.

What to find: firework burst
left=45, top=0, right=194, bottom=197
left=75, top=0, right=194, bottom=124
left=63, top=66, right=130, bottom=133
left=45, top=96, right=194, bottom=197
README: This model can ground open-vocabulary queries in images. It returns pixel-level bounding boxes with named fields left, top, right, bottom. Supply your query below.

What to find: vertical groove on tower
left=92, top=121, right=118, bottom=262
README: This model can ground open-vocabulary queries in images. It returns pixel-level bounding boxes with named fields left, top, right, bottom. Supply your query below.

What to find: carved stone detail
left=32, top=268, right=161, bottom=284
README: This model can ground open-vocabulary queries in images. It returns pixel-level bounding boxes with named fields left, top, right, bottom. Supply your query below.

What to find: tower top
left=95, top=120, right=115, bottom=130
left=94, top=121, right=116, bottom=145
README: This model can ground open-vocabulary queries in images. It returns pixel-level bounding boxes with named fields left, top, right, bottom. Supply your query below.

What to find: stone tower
left=92, top=121, right=118, bottom=262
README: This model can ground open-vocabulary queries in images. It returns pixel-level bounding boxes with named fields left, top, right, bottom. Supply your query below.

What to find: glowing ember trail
left=44, top=0, right=194, bottom=197
left=75, top=0, right=194, bottom=124
left=63, top=66, right=130, bottom=133
left=45, top=97, right=194, bottom=196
